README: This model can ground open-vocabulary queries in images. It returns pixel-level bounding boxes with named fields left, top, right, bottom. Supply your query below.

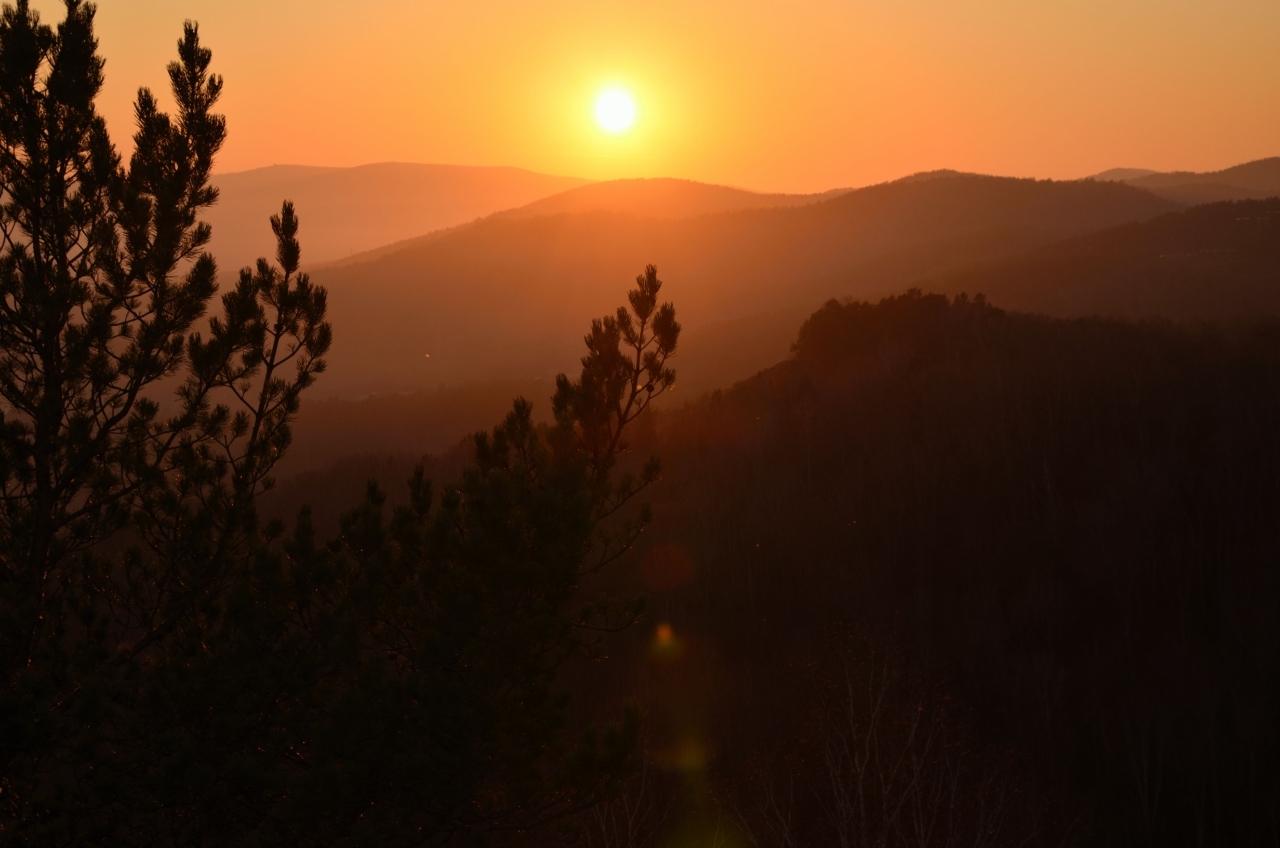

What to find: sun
left=595, top=89, right=636, bottom=133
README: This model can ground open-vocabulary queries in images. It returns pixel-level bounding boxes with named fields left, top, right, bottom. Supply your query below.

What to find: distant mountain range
left=206, top=163, right=589, bottom=271
left=230, top=156, right=1280, bottom=474
left=315, top=178, right=852, bottom=270
left=495, top=178, right=851, bottom=220
left=307, top=172, right=1176, bottom=398
left=196, top=156, right=1280, bottom=407
left=1087, top=157, right=1280, bottom=204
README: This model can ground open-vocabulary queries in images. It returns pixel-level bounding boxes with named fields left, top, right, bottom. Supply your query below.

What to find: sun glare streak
left=595, top=88, right=636, bottom=133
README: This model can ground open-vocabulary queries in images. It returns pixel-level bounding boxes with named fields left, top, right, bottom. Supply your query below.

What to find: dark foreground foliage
left=0, top=4, right=681, bottom=844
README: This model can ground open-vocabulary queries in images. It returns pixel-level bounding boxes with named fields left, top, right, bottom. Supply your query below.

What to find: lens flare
left=594, top=89, right=636, bottom=133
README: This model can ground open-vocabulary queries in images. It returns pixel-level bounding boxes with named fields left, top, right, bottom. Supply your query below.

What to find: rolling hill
left=1088, top=157, right=1280, bottom=205
left=934, top=199, right=1280, bottom=320
left=495, top=177, right=850, bottom=220
left=307, top=171, right=1178, bottom=398
left=205, top=162, right=589, bottom=271
left=313, top=178, right=853, bottom=270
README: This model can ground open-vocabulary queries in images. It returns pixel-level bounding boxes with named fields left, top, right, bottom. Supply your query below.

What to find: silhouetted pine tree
left=0, top=2, right=330, bottom=841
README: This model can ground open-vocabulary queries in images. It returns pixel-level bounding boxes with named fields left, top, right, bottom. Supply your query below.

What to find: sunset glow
left=54, top=0, right=1280, bottom=190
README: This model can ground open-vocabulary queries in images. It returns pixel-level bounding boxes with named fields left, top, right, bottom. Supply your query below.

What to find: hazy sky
left=32, top=0, right=1280, bottom=192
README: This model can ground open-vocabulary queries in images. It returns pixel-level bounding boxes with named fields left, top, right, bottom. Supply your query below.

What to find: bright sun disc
left=595, top=89, right=636, bottom=133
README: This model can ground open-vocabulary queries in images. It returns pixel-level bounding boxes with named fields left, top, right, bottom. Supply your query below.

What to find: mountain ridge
left=310, top=177, right=855, bottom=270
left=1086, top=156, right=1280, bottom=204
left=933, top=198, right=1280, bottom=319
left=308, top=171, right=1178, bottom=398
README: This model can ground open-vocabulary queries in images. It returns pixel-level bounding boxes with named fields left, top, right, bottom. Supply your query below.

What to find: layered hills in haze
left=205, top=162, right=589, bottom=270
left=316, top=177, right=853, bottom=269
left=237, top=157, right=1280, bottom=471
left=1089, top=156, right=1280, bottom=204
left=308, top=172, right=1177, bottom=399
left=495, top=177, right=851, bottom=220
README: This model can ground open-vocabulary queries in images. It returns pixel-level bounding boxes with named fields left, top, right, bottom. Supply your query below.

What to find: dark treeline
left=573, top=292, right=1280, bottom=847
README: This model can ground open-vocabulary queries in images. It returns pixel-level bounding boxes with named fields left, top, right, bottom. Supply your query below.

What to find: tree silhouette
left=0, top=3, right=328, bottom=841
left=237, top=268, right=679, bottom=844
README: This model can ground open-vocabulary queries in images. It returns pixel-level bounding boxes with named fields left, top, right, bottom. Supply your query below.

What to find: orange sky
left=33, top=0, right=1280, bottom=193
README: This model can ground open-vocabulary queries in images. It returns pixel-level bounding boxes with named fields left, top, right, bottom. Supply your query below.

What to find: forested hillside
left=589, top=293, right=1280, bottom=847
